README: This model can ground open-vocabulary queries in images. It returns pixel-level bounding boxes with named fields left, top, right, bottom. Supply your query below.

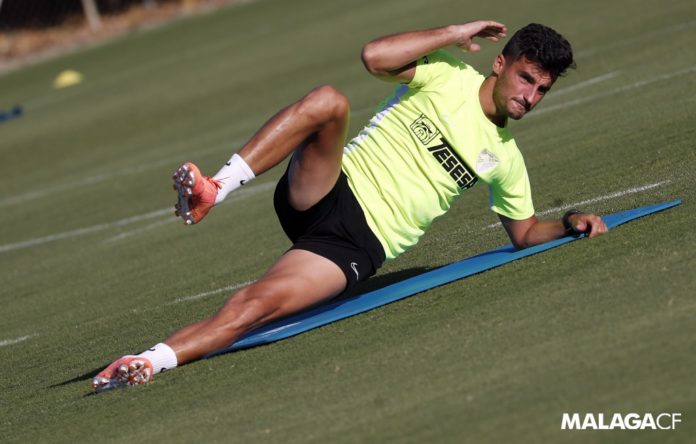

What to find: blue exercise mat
left=209, top=199, right=681, bottom=357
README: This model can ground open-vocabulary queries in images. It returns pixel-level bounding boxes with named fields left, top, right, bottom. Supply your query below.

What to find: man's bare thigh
left=286, top=87, right=350, bottom=211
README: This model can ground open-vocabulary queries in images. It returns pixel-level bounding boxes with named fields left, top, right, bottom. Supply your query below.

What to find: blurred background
left=0, top=0, right=235, bottom=71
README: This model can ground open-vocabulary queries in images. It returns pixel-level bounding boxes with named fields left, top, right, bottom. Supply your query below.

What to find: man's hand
left=567, top=212, right=608, bottom=238
left=451, top=21, right=507, bottom=52
left=361, top=20, right=507, bottom=82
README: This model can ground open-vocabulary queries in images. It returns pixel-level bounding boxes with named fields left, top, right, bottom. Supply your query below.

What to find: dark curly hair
left=502, top=23, right=575, bottom=78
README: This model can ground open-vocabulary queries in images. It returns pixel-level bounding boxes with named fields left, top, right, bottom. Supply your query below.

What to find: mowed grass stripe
left=0, top=182, right=275, bottom=253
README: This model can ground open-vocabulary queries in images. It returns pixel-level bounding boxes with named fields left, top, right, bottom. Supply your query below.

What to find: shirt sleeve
left=409, top=49, right=460, bottom=91
left=488, top=150, right=535, bottom=220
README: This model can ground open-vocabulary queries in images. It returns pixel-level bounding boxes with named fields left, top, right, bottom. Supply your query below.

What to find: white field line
left=0, top=334, right=36, bottom=347
left=169, top=280, right=254, bottom=304
left=0, top=182, right=275, bottom=253
left=0, top=159, right=174, bottom=207
left=102, top=181, right=276, bottom=243
left=0, top=208, right=172, bottom=253
left=547, top=71, right=620, bottom=97
left=0, top=135, right=246, bottom=208
left=486, top=180, right=671, bottom=228
left=103, top=217, right=178, bottom=243
left=531, top=66, right=696, bottom=117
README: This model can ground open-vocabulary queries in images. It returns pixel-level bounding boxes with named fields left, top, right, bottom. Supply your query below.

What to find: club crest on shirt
left=410, top=114, right=441, bottom=145
left=476, top=149, right=499, bottom=174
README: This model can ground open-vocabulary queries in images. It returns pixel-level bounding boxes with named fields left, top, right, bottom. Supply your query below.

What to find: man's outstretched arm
left=499, top=210, right=608, bottom=249
left=361, top=20, right=507, bottom=83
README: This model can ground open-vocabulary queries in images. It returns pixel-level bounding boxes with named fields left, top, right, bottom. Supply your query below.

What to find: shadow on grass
left=49, top=366, right=104, bottom=390
left=336, top=266, right=428, bottom=300
left=49, top=266, right=429, bottom=390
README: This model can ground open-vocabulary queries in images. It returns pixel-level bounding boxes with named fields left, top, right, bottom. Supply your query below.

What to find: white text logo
left=561, top=413, right=682, bottom=430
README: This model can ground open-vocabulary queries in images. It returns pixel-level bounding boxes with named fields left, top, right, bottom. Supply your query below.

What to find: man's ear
left=492, top=54, right=506, bottom=76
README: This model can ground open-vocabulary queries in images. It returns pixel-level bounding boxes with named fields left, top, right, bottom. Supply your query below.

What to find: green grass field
left=1, top=0, right=695, bottom=442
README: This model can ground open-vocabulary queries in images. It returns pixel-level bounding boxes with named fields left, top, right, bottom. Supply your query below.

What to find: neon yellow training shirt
left=342, top=49, right=535, bottom=260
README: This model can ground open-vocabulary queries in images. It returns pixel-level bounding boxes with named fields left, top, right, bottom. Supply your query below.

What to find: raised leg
left=174, top=85, right=350, bottom=223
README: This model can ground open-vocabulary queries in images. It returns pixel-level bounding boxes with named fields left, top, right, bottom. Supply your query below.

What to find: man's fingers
left=585, top=216, right=608, bottom=238
left=590, top=225, right=604, bottom=238
left=484, top=22, right=507, bottom=36
left=467, top=43, right=481, bottom=52
left=457, top=20, right=507, bottom=50
left=597, top=219, right=609, bottom=236
left=465, top=20, right=506, bottom=37
left=476, top=27, right=506, bottom=40
left=575, top=220, right=587, bottom=234
left=479, top=20, right=506, bottom=31
left=481, top=25, right=507, bottom=35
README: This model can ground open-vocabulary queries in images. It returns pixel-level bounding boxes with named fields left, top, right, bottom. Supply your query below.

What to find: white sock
left=137, top=342, right=178, bottom=375
left=212, top=153, right=256, bottom=205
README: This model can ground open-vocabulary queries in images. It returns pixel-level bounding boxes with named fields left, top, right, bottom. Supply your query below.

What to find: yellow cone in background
left=53, top=70, right=83, bottom=89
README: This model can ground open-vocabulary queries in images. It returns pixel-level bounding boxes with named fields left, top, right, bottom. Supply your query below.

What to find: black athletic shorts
left=273, top=168, right=386, bottom=289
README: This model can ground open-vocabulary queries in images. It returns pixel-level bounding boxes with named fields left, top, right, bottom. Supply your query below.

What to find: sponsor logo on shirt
left=410, top=114, right=478, bottom=190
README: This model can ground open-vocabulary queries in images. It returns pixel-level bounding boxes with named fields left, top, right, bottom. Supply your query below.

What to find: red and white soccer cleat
left=92, top=356, right=154, bottom=393
left=172, top=162, right=221, bottom=225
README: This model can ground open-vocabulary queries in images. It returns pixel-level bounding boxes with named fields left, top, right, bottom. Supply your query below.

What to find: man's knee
left=301, top=85, right=349, bottom=123
left=214, top=283, right=281, bottom=333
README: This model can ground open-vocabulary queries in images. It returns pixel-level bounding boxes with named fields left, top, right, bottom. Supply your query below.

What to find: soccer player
left=93, top=20, right=608, bottom=391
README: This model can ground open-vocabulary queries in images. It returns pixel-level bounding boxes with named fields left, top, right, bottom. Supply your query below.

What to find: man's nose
left=523, top=87, right=538, bottom=108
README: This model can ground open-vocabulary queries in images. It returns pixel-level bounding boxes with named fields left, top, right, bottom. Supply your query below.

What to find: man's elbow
left=511, top=238, right=529, bottom=250
left=509, top=231, right=533, bottom=250
left=501, top=215, right=538, bottom=250
left=360, top=44, right=385, bottom=76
